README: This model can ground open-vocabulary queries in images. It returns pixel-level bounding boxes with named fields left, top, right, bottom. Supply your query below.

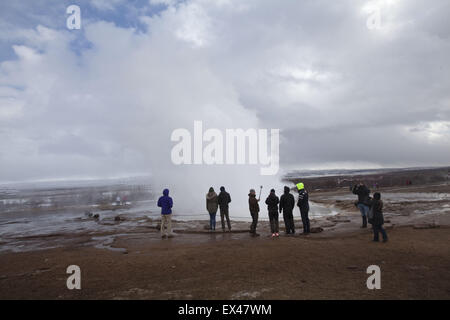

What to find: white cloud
left=174, top=2, right=213, bottom=47
left=407, top=121, right=450, bottom=143
left=91, top=0, right=125, bottom=11
left=149, top=0, right=179, bottom=6
left=0, top=0, right=449, bottom=187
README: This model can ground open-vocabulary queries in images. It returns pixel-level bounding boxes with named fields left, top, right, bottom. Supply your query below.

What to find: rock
left=114, top=215, right=125, bottom=222
left=93, top=214, right=100, bottom=220
left=407, top=265, right=429, bottom=271
left=413, top=223, right=439, bottom=229
left=319, top=222, right=336, bottom=228
left=326, top=216, right=351, bottom=223
left=310, top=227, right=323, bottom=233
left=84, top=211, right=93, bottom=218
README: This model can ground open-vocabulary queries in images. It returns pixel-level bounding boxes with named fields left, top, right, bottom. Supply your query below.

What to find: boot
left=362, top=216, right=367, bottom=228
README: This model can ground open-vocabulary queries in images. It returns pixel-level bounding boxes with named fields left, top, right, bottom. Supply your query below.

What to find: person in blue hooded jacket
left=157, top=188, right=173, bottom=238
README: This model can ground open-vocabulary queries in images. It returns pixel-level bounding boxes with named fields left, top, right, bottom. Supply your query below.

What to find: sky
left=0, top=0, right=449, bottom=190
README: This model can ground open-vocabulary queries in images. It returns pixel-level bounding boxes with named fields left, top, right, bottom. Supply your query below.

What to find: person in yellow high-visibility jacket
left=296, top=183, right=310, bottom=234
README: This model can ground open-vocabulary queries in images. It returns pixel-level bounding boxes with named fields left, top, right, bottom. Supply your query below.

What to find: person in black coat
left=265, top=189, right=280, bottom=237
left=279, top=186, right=295, bottom=234
left=369, top=192, right=388, bottom=242
left=248, top=189, right=260, bottom=236
left=217, top=186, right=232, bottom=232
left=297, top=183, right=310, bottom=234
left=352, top=183, right=371, bottom=228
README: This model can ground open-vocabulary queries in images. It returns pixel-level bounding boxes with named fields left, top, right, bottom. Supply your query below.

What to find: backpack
left=367, top=206, right=374, bottom=224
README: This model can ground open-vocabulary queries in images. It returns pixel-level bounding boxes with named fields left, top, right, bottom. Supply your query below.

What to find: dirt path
left=1, top=225, right=449, bottom=300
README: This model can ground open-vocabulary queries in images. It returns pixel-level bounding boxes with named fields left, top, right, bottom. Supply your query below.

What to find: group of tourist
left=157, top=181, right=387, bottom=242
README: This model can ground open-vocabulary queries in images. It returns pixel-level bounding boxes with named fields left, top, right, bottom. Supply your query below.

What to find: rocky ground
left=0, top=183, right=449, bottom=299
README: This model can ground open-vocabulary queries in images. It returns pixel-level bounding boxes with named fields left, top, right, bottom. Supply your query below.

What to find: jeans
left=300, top=209, right=310, bottom=233
left=209, top=213, right=216, bottom=230
left=220, top=207, right=231, bottom=231
left=373, top=224, right=388, bottom=241
left=282, top=210, right=295, bottom=234
left=357, top=203, right=369, bottom=217
left=268, top=211, right=279, bottom=233
left=250, top=212, right=258, bottom=233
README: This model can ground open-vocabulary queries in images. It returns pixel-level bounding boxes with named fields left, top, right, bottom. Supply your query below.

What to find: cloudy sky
left=1, top=0, right=449, bottom=184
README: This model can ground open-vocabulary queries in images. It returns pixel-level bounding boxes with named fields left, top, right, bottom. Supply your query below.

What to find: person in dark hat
left=280, top=186, right=295, bottom=234
left=248, top=188, right=260, bottom=237
left=369, top=192, right=388, bottom=242
left=217, top=186, right=232, bottom=232
left=265, top=189, right=280, bottom=237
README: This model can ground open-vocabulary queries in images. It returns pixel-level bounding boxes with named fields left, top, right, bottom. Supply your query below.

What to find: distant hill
left=284, top=166, right=450, bottom=190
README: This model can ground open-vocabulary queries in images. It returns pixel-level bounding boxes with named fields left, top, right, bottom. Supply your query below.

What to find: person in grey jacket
left=206, top=187, right=218, bottom=231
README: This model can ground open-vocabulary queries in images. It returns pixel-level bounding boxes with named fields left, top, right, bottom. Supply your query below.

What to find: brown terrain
left=1, top=171, right=450, bottom=300
left=0, top=226, right=449, bottom=299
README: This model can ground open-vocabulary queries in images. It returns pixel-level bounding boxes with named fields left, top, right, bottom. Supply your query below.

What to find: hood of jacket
left=163, top=189, right=169, bottom=196
left=206, top=191, right=217, bottom=200
left=268, top=192, right=277, bottom=199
